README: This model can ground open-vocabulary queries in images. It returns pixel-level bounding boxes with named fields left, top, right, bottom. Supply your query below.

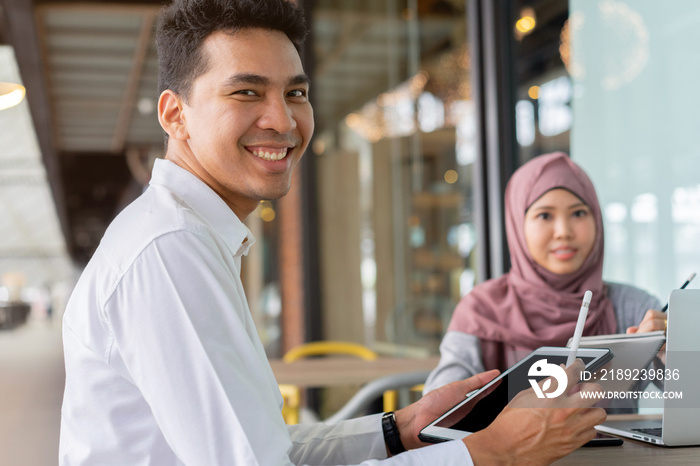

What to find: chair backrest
left=324, top=370, right=430, bottom=424
left=283, top=341, right=378, bottom=363
left=279, top=341, right=378, bottom=424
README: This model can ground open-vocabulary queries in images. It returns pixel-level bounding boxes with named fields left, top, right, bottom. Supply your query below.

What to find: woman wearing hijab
left=423, top=152, right=666, bottom=399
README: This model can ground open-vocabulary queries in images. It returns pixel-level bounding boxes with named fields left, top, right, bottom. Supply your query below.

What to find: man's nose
left=258, top=96, right=296, bottom=134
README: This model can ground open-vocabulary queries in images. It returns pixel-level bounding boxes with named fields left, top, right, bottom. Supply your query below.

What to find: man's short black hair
left=156, top=0, right=308, bottom=102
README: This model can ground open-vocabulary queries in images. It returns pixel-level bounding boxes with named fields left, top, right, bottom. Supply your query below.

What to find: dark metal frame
left=298, top=0, right=323, bottom=343
left=468, top=0, right=518, bottom=280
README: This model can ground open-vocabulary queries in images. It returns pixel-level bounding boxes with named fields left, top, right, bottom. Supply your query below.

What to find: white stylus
left=566, top=290, right=593, bottom=367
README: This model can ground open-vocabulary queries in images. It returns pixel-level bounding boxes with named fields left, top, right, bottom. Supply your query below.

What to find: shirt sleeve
left=423, top=331, right=485, bottom=394
left=290, top=415, right=472, bottom=465
left=606, top=282, right=666, bottom=402
left=606, top=281, right=662, bottom=332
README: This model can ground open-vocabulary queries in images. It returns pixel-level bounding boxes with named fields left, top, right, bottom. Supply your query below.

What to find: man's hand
left=392, top=369, right=500, bottom=453
left=626, top=309, right=666, bottom=334
left=464, top=359, right=606, bottom=466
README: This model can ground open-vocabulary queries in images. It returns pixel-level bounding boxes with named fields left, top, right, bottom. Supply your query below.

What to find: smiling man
left=158, top=27, right=313, bottom=219
left=58, top=1, right=606, bottom=465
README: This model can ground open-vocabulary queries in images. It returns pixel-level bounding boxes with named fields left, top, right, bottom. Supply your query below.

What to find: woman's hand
left=626, top=309, right=666, bottom=334
left=627, top=309, right=668, bottom=362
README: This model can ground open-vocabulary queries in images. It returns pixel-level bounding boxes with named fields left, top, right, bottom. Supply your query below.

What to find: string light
left=515, top=7, right=537, bottom=38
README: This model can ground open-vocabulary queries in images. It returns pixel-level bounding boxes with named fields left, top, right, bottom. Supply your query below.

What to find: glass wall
left=570, top=0, right=700, bottom=301
left=242, top=201, right=282, bottom=356
left=312, top=0, right=477, bottom=354
left=509, top=0, right=700, bottom=301
left=254, top=0, right=700, bottom=359
left=512, top=0, right=572, bottom=165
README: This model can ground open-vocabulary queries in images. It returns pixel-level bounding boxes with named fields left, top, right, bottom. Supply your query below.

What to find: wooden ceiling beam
left=0, top=0, right=73, bottom=258
left=34, top=0, right=162, bottom=10
left=110, top=10, right=155, bottom=153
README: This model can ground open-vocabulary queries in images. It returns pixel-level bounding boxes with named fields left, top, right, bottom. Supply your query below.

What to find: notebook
left=596, top=289, right=700, bottom=446
left=566, top=330, right=666, bottom=394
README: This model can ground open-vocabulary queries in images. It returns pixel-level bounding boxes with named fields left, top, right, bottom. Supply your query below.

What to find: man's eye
left=288, top=89, right=307, bottom=98
left=233, top=90, right=257, bottom=97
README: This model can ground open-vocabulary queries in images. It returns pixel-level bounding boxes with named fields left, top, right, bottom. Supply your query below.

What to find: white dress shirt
left=59, top=159, right=472, bottom=465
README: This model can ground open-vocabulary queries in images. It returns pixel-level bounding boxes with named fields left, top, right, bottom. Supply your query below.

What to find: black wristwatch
left=381, top=411, right=406, bottom=456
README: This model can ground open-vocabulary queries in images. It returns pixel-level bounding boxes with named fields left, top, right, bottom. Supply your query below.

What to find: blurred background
left=1, top=0, right=699, bottom=463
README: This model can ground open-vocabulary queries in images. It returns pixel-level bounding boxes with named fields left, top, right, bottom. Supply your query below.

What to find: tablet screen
left=434, top=353, right=596, bottom=433
left=420, top=346, right=612, bottom=441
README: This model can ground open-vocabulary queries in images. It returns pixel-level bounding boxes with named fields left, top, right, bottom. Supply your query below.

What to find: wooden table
left=555, top=415, right=700, bottom=464
left=268, top=356, right=440, bottom=388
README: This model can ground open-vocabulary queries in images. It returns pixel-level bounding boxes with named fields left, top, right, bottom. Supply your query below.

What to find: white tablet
left=419, top=346, right=613, bottom=443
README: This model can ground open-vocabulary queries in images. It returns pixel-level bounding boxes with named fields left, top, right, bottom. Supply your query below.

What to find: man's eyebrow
left=289, top=74, right=311, bottom=86
left=223, top=73, right=269, bottom=87
left=222, top=73, right=310, bottom=87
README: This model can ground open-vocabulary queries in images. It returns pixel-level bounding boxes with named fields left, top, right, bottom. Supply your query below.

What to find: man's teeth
left=253, top=148, right=288, bottom=161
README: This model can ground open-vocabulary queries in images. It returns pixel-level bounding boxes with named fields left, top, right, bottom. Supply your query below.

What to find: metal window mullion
left=471, top=0, right=517, bottom=280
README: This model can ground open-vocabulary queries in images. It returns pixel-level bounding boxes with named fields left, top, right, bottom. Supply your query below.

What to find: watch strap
left=381, top=411, right=406, bottom=456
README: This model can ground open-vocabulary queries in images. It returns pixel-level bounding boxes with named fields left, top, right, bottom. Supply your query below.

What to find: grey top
left=423, top=282, right=662, bottom=412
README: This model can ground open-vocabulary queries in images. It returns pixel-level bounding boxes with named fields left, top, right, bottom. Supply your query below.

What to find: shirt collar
left=149, top=158, right=255, bottom=256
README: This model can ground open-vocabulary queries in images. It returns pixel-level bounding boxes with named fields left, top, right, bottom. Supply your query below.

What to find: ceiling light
left=0, top=82, right=26, bottom=111
left=137, top=97, right=155, bottom=115
left=444, top=169, right=459, bottom=184
left=515, top=7, right=537, bottom=38
left=516, top=16, right=536, bottom=34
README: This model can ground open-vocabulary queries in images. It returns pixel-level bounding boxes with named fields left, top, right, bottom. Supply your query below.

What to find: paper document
left=566, top=330, right=666, bottom=393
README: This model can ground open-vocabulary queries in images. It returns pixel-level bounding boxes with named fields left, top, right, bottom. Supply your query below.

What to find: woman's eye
left=572, top=209, right=589, bottom=218
left=536, top=212, right=551, bottom=220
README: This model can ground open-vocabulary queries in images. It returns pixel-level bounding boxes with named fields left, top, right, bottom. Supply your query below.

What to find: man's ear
left=158, top=90, right=189, bottom=141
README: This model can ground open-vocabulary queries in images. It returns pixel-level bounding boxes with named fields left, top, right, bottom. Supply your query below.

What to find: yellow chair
left=282, top=341, right=378, bottom=363
left=278, top=384, right=302, bottom=424
left=381, top=383, right=424, bottom=412
left=279, top=341, right=378, bottom=424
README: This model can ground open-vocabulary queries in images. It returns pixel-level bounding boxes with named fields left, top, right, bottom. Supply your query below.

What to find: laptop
left=596, top=289, right=700, bottom=446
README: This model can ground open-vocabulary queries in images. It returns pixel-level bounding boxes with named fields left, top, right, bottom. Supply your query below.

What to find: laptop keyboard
left=631, top=427, right=662, bottom=437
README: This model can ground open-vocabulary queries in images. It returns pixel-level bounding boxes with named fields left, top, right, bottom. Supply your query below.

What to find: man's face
left=170, top=28, right=313, bottom=218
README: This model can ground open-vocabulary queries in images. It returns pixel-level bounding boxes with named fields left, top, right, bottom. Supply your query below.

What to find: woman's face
left=524, top=188, right=596, bottom=275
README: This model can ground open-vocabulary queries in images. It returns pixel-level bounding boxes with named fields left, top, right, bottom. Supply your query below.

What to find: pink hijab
left=448, top=152, right=617, bottom=370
